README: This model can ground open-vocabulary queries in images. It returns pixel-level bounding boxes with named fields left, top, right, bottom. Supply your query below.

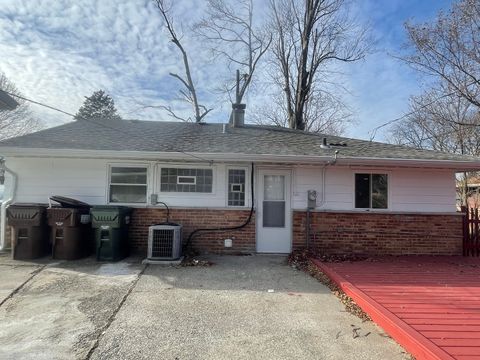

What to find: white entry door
left=257, top=169, right=292, bottom=253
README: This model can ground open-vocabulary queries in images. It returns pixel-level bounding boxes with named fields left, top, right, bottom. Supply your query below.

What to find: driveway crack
left=84, top=263, right=148, bottom=360
left=0, top=264, right=47, bottom=308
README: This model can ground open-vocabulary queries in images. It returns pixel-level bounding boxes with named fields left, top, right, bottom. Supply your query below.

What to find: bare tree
left=389, top=89, right=480, bottom=153
left=0, top=73, right=40, bottom=141
left=153, top=0, right=212, bottom=122
left=195, top=0, right=271, bottom=108
left=389, top=88, right=480, bottom=206
left=398, top=0, right=480, bottom=109
left=252, top=87, right=351, bottom=134
left=268, top=0, right=369, bottom=130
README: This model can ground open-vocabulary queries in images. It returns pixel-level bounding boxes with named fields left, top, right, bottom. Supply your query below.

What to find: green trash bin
left=90, top=206, right=132, bottom=261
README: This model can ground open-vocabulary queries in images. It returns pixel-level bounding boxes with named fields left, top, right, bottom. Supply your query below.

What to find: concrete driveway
left=0, top=254, right=409, bottom=360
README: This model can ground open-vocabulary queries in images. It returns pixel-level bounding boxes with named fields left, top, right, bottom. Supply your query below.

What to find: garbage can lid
left=91, top=205, right=131, bottom=210
left=50, top=196, right=91, bottom=209
left=9, top=202, right=48, bottom=208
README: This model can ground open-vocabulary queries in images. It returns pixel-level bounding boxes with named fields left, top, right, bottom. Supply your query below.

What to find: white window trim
left=106, top=163, right=150, bottom=205
left=352, top=171, right=391, bottom=210
left=158, top=164, right=216, bottom=196
left=226, top=166, right=249, bottom=208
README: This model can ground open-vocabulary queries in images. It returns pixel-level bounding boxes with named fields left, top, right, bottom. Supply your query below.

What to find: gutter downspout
left=306, top=150, right=338, bottom=247
left=318, top=150, right=339, bottom=208
left=0, top=158, right=17, bottom=251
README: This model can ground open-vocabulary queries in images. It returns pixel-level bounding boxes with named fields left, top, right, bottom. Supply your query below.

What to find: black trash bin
left=7, top=203, right=49, bottom=260
left=90, top=206, right=132, bottom=261
left=47, top=196, right=93, bottom=260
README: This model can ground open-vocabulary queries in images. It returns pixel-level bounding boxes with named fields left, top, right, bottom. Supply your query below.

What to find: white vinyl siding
left=4, top=157, right=456, bottom=213
left=7, top=158, right=108, bottom=205
left=292, top=166, right=456, bottom=212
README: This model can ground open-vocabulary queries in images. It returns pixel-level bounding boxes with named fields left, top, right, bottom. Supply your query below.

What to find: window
left=263, top=174, right=286, bottom=227
left=109, top=166, right=147, bottom=203
left=355, top=173, right=388, bottom=209
left=160, top=168, right=213, bottom=193
left=177, top=176, right=196, bottom=185
left=228, top=169, right=246, bottom=206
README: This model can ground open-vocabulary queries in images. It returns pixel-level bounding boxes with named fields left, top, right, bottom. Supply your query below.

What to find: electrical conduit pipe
left=307, top=151, right=338, bottom=246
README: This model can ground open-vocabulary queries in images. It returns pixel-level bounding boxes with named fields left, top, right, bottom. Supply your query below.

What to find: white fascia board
left=1, top=147, right=480, bottom=170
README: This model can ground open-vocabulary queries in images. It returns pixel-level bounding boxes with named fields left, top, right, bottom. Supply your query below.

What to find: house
left=1, top=115, right=479, bottom=256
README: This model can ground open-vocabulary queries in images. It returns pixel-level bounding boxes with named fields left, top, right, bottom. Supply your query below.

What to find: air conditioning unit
left=146, top=224, right=183, bottom=261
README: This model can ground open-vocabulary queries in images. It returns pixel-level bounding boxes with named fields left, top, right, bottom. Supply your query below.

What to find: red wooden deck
left=312, top=257, right=480, bottom=360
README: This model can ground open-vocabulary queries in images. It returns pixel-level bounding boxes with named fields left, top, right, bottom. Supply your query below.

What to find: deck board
left=312, top=256, right=480, bottom=360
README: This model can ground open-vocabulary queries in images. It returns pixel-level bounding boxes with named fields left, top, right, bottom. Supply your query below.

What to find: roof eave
left=0, top=147, right=479, bottom=170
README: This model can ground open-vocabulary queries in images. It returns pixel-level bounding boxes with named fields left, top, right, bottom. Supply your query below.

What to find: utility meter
left=307, top=190, right=317, bottom=209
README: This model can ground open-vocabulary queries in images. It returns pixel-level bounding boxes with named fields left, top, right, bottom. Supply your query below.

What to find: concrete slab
left=0, top=265, right=39, bottom=304
left=0, top=256, right=143, bottom=360
left=0, top=252, right=45, bottom=305
left=91, top=255, right=409, bottom=360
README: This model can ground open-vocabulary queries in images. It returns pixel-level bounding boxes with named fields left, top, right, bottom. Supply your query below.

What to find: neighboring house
left=1, top=117, right=480, bottom=256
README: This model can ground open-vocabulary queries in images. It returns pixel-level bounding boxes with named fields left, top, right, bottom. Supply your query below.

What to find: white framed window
left=160, top=167, right=213, bottom=193
left=230, top=183, right=243, bottom=193
left=355, top=173, right=388, bottom=209
left=227, top=168, right=247, bottom=206
left=177, top=175, right=196, bottom=185
left=108, top=166, right=148, bottom=204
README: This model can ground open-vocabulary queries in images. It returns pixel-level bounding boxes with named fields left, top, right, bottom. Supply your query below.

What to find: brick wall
left=129, top=208, right=255, bottom=255
left=293, top=211, right=463, bottom=256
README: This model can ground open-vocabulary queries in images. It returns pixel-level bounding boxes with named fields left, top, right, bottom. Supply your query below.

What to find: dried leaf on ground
left=287, top=249, right=371, bottom=321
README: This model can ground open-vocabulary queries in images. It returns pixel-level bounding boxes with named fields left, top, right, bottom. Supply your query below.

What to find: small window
left=177, top=176, right=196, bottom=185
left=228, top=169, right=246, bottom=206
left=109, top=166, right=147, bottom=203
left=161, top=168, right=213, bottom=193
left=355, top=173, right=388, bottom=209
left=230, top=184, right=243, bottom=193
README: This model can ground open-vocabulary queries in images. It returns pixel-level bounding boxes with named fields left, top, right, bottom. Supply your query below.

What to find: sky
left=0, top=0, right=454, bottom=141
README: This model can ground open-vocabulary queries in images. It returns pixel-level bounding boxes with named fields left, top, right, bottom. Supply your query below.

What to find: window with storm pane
left=160, top=168, right=213, bottom=193
left=109, top=167, right=147, bottom=203
left=228, top=169, right=246, bottom=206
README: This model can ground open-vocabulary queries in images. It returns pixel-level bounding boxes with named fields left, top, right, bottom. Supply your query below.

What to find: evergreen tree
left=74, top=90, right=122, bottom=121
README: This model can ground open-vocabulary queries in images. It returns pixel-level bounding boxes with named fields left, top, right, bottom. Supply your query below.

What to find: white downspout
left=318, top=150, right=338, bottom=208
left=0, top=159, right=17, bottom=251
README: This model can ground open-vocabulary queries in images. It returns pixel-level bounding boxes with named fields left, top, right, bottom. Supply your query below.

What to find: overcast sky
left=0, top=0, right=453, bottom=141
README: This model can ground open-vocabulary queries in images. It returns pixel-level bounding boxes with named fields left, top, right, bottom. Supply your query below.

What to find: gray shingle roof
left=0, top=119, right=477, bottom=162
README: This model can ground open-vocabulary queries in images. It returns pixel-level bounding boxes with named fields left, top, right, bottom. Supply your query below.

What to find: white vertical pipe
left=0, top=162, right=17, bottom=251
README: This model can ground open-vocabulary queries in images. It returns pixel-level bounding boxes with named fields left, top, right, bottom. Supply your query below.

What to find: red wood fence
left=463, top=206, right=480, bottom=256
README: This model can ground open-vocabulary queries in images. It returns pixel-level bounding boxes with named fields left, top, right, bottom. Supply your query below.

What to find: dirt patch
left=288, top=248, right=371, bottom=322
left=181, top=250, right=215, bottom=267
left=181, top=257, right=215, bottom=267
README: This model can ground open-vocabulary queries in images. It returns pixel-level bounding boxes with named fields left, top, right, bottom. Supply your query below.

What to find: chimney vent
left=231, top=103, right=246, bottom=127
left=320, top=137, right=330, bottom=149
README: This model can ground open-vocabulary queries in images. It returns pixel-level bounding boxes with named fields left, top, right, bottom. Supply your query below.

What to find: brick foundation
left=293, top=211, right=463, bottom=256
left=130, top=208, right=463, bottom=256
left=129, top=208, right=255, bottom=255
